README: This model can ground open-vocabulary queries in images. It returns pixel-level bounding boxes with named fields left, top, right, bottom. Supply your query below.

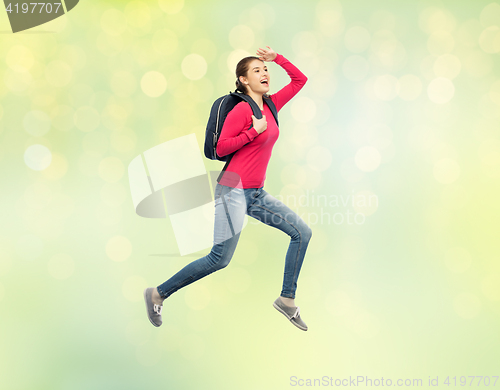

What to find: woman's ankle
left=280, top=296, right=295, bottom=307
left=152, top=287, right=164, bottom=304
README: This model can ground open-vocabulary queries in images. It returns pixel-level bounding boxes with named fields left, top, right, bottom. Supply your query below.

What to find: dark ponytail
left=235, top=77, right=247, bottom=94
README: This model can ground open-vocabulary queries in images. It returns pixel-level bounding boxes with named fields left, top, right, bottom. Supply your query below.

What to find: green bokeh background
left=1, top=0, right=500, bottom=389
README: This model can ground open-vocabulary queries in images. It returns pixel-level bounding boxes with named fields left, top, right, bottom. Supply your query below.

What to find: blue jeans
left=157, top=183, right=312, bottom=299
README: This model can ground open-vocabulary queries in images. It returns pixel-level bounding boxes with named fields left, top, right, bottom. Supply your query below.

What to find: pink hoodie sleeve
left=270, top=53, right=308, bottom=112
left=216, top=102, right=260, bottom=157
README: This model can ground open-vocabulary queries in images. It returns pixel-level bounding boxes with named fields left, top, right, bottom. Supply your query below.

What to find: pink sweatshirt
left=216, top=53, right=308, bottom=189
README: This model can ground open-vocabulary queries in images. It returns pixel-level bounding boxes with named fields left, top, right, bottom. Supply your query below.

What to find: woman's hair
left=235, top=56, right=269, bottom=98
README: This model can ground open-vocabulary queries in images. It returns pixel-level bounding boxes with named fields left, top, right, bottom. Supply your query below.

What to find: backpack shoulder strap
left=230, top=91, right=279, bottom=126
left=230, top=91, right=263, bottom=119
left=263, top=96, right=279, bottom=127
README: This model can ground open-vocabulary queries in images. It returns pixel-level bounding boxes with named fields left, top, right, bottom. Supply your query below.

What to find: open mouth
left=260, top=79, right=268, bottom=85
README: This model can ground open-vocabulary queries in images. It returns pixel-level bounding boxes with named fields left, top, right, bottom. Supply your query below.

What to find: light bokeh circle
left=227, top=49, right=251, bottom=73
left=427, top=31, right=455, bottom=55
left=355, top=146, right=382, bottom=172
left=419, top=7, right=456, bottom=34
left=140, top=71, right=167, bottom=97
left=24, top=144, right=52, bottom=171
left=479, top=26, right=500, bottom=54
left=457, top=19, right=483, bottom=48
left=181, top=54, right=207, bottom=81
left=433, top=54, right=461, bottom=79
left=479, top=2, right=500, bottom=28
left=427, top=77, right=455, bottom=104
left=106, top=235, right=132, bottom=262
left=6, top=45, right=34, bottom=72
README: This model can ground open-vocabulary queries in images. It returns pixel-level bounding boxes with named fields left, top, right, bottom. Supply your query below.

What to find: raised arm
left=270, top=53, right=308, bottom=112
left=216, top=102, right=259, bottom=157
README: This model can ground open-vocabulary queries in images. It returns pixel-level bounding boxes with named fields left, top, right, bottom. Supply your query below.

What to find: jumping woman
left=144, top=46, right=312, bottom=331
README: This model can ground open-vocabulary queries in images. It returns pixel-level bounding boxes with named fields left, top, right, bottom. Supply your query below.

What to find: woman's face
left=240, top=59, right=270, bottom=94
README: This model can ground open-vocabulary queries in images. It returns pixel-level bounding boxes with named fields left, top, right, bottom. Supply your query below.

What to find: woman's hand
left=256, top=46, right=277, bottom=62
left=251, top=115, right=267, bottom=134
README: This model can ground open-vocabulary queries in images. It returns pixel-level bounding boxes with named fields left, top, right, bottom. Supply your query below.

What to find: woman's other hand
left=251, top=114, right=267, bottom=134
left=256, top=46, right=277, bottom=62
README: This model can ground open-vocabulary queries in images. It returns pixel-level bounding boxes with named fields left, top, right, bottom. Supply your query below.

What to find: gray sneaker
left=143, top=287, right=163, bottom=327
left=273, top=297, right=308, bottom=331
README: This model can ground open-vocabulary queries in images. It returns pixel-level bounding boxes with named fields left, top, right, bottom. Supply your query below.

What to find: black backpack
left=204, top=90, right=279, bottom=183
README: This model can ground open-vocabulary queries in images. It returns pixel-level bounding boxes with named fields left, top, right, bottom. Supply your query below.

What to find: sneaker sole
left=273, top=301, right=307, bottom=331
left=143, top=288, right=161, bottom=327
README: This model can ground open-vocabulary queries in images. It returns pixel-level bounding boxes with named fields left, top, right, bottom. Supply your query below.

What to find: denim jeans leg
left=156, top=184, right=245, bottom=299
left=246, top=188, right=312, bottom=299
